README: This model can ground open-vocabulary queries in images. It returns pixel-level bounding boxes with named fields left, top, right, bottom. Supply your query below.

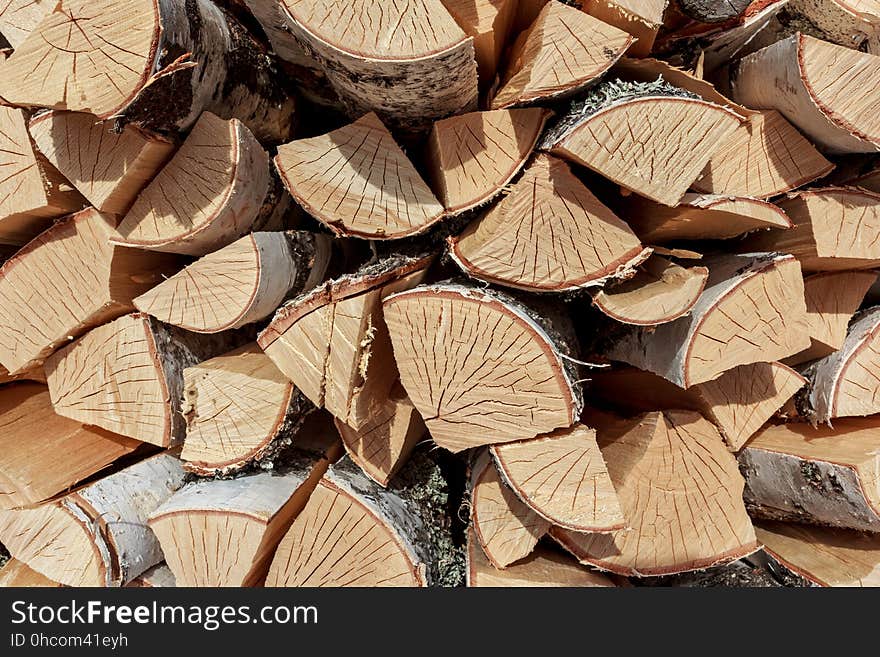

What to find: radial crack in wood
left=0, top=0, right=53, bottom=49
left=584, top=1, right=669, bottom=57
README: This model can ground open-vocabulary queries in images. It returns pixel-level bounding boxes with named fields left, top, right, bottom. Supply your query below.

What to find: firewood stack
left=1, top=0, right=880, bottom=589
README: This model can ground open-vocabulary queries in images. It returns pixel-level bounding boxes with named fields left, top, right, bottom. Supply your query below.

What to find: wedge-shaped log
left=441, top=0, right=519, bottom=86
left=135, top=232, right=331, bottom=333
left=466, top=528, right=615, bottom=587
left=259, top=254, right=432, bottom=431
left=150, top=442, right=337, bottom=587
left=0, top=208, right=175, bottom=374
left=126, top=563, right=176, bottom=588
left=0, top=0, right=52, bottom=48
left=46, top=313, right=244, bottom=446
left=607, top=253, right=810, bottom=388
left=787, top=271, right=878, bottom=365
left=0, top=106, right=83, bottom=245
left=261, top=0, right=477, bottom=133
left=589, top=363, right=806, bottom=451
left=113, top=112, right=279, bottom=256
left=692, top=111, right=834, bottom=198
left=29, top=111, right=176, bottom=215
left=739, top=418, right=880, bottom=532
left=490, top=2, right=632, bottom=109
left=740, top=188, right=880, bottom=271
left=427, top=108, right=550, bottom=215
left=384, top=284, right=583, bottom=452
left=592, top=256, right=709, bottom=326
left=490, top=424, right=624, bottom=532
left=732, top=34, right=880, bottom=153
left=622, top=193, right=791, bottom=243
left=267, top=454, right=455, bottom=587
left=544, top=88, right=743, bottom=205
left=180, top=344, right=312, bottom=476
left=584, top=1, right=668, bottom=57
left=276, top=113, right=445, bottom=239
left=756, top=521, right=880, bottom=587
left=0, top=559, right=63, bottom=587
left=470, top=449, right=550, bottom=569
left=334, top=382, right=426, bottom=488
left=0, top=452, right=184, bottom=586
left=552, top=411, right=759, bottom=576
left=0, top=383, right=142, bottom=510
left=449, top=154, right=650, bottom=292
left=0, top=0, right=295, bottom=141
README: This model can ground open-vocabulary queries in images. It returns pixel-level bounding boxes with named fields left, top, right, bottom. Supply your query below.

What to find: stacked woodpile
left=1, top=0, right=880, bottom=588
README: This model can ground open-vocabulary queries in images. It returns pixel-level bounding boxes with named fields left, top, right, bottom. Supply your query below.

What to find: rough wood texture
left=384, top=284, right=583, bottom=452
left=584, top=0, right=668, bottom=56
left=607, top=253, right=810, bottom=388
left=180, top=344, right=312, bottom=476
left=592, top=256, right=709, bottom=326
left=0, top=559, right=64, bottom=587
left=490, top=423, right=625, bottom=532
left=449, top=154, right=650, bottom=292
left=756, top=520, right=880, bottom=587
left=135, top=232, right=331, bottom=333
left=0, top=0, right=53, bottom=48
left=622, top=193, right=792, bottom=243
left=45, top=313, right=245, bottom=446
left=740, top=187, right=880, bottom=271
left=739, top=419, right=880, bottom=532
left=0, top=452, right=185, bottom=586
left=0, top=208, right=176, bottom=374
left=675, top=0, right=751, bottom=22
left=732, top=34, right=880, bottom=153
left=276, top=113, right=444, bottom=239
left=491, top=2, right=632, bottom=109
left=113, top=112, right=276, bottom=256
left=259, top=255, right=432, bottom=431
left=552, top=411, right=758, bottom=576
left=29, top=111, right=176, bottom=215
left=0, top=383, right=142, bottom=510
left=787, top=0, right=880, bottom=52
left=0, top=105, right=83, bottom=245
left=692, top=110, right=834, bottom=198
left=426, top=108, right=550, bottom=215
left=545, top=95, right=743, bottom=206
left=126, top=562, right=176, bottom=588
left=441, top=0, right=518, bottom=86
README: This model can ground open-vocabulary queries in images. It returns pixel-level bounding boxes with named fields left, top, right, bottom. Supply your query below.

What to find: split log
left=441, top=0, right=519, bottom=86
left=739, top=418, right=880, bottom=532
left=334, top=382, right=426, bottom=488
left=543, top=82, right=744, bottom=205
left=490, top=2, right=633, bottom=109
left=150, top=441, right=338, bottom=587
left=0, top=105, right=83, bottom=246
left=592, top=256, right=709, bottom=326
left=112, top=112, right=286, bottom=256
left=0, top=0, right=52, bottom=49
left=126, top=563, right=176, bottom=588
left=490, top=423, right=625, bottom=532
left=583, top=1, right=669, bottom=56
left=692, top=111, right=834, bottom=199
left=552, top=410, right=759, bottom=576
left=786, top=271, right=878, bottom=364
left=262, top=0, right=478, bottom=134
left=180, top=344, right=312, bottom=476
left=259, top=254, right=431, bottom=432
left=674, top=0, right=751, bottom=22
left=606, top=253, right=810, bottom=388
left=0, top=383, right=143, bottom=510
left=29, top=111, right=176, bottom=215
left=267, top=453, right=459, bottom=587
left=0, top=0, right=296, bottom=142
left=0, top=559, right=63, bottom=587
left=739, top=187, right=880, bottom=271
left=426, top=108, right=550, bottom=215
left=785, top=0, right=880, bottom=52
left=731, top=34, right=880, bottom=153
left=0, top=208, right=176, bottom=374
left=275, top=113, right=445, bottom=240
left=470, top=449, right=550, bottom=569
left=134, top=231, right=332, bottom=333
left=0, top=364, right=45, bottom=386
left=622, top=193, right=791, bottom=243
left=590, top=362, right=806, bottom=451
left=466, top=528, right=616, bottom=587
left=0, top=452, right=185, bottom=586
left=45, top=313, right=245, bottom=446
left=384, top=283, right=583, bottom=452
left=448, top=154, right=651, bottom=292
left=756, top=520, right=880, bottom=587
left=848, top=166, right=880, bottom=193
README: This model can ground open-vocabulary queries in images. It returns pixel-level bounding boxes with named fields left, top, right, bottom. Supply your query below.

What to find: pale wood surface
left=0, top=0, right=53, bottom=48
left=441, top=0, right=518, bottom=85
left=0, top=558, right=64, bottom=587
left=584, top=0, right=668, bottom=56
